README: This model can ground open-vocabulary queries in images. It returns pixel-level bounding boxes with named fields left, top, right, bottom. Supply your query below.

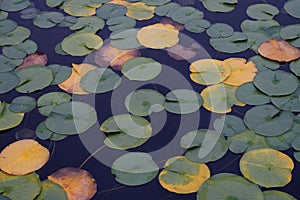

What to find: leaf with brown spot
left=16, top=52, right=47, bottom=69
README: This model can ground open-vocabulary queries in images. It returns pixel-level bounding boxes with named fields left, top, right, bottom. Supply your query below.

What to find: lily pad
left=45, top=101, right=97, bottom=135
left=0, top=102, right=24, bottom=131
left=181, top=129, right=228, bottom=163
left=61, top=32, right=103, bottom=56
left=253, top=69, right=298, bottom=96
left=154, top=2, right=180, bottom=17
left=290, top=58, right=300, bottom=76
left=20, top=7, right=40, bottom=20
left=240, top=148, right=294, bottom=188
left=17, top=52, right=48, bottom=69
left=126, top=2, right=155, bottom=20
left=2, top=40, right=37, bottom=60
left=159, top=156, right=210, bottom=194
left=236, top=82, right=271, bottom=105
left=0, top=26, right=31, bottom=46
left=164, top=89, right=203, bottom=114
left=284, top=0, right=300, bottom=19
left=185, top=19, right=211, bottom=33
left=69, top=16, right=105, bottom=33
left=35, top=181, right=67, bottom=200
left=271, top=88, right=300, bottom=112
left=63, top=0, right=101, bottom=17
left=125, top=89, right=165, bottom=116
left=246, top=4, right=279, bottom=20
left=170, top=7, right=203, bottom=24
left=249, top=55, right=280, bottom=70
left=0, top=0, right=31, bottom=12
left=201, top=0, right=238, bottom=13
left=15, top=65, right=53, bottom=93
left=111, top=152, right=159, bottom=186
left=206, top=23, right=234, bottom=38
left=213, top=115, right=247, bottom=137
left=0, top=19, right=17, bottom=34
left=9, top=96, right=36, bottom=113
left=96, top=4, right=127, bottom=19
left=35, top=121, right=55, bottom=140
left=291, top=135, right=300, bottom=151
left=57, top=16, right=78, bottom=27
left=241, top=19, right=280, bottom=32
left=280, top=24, right=300, bottom=48
left=197, top=173, right=264, bottom=200
left=263, top=190, right=297, bottom=200
left=48, top=64, right=72, bottom=85
left=142, top=0, right=171, bottom=6
left=0, top=55, right=23, bottom=72
left=243, top=105, right=294, bottom=137
left=33, top=11, right=64, bottom=28
left=121, top=57, right=162, bottom=81
left=80, top=68, right=121, bottom=94
left=37, top=92, right=71, bottom=116
left=107, top=16, right=136, bottom=32
left=100, top=114, right=152, bottom=150
left=266, top=130, right=298, bottom=151
left=110, top=29, right=141, bottom=50
left=0, top=72, right=19, bottom=94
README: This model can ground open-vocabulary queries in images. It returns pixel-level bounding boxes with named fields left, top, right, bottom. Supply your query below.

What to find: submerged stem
left=79, top=145, right=106, bottom=169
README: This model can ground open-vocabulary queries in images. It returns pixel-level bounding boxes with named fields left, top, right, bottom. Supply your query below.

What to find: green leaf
left=185, top=19, right=211, bottom=33
left=69, top=16, right=105, bottom=33
left=36, top=121, right=54, bottom=140
left=0, top=72, right=19, bottom=94
left=2, top=40, right=38, bottom=60
left=142, top=0, right=171, bottom=6
left=57, top=16, right=78, bottom=27
left=20, top=8, right=40, bottom=20
left=236, top=82, right=271, bottom=105
left=0, top=102, right=24, bottom=131
left=206, top=23, right=234, bottom=38
left=246, top=4, right=279, bottom=20
left=241, top=19, right=280, bottom=32
left=0, top=0, right=31, bottom=12
left=271, top=88, right=300, bottom=112
left=106, top=16, right=136, bottom=32
left=201, top=0, right=238, bottom=13
left=96, top=4, right=127, bottom=20
left=110, top=29, right=141, bottom=50
left=35, top=181, right=67, bottom=200
left=0, top=19, right=17, bottom=34
left=0, top=55, right=23, bottom=72
left=291, top=135, right=300, bottom=151
left=48, top=64, right=72, bottom=85
left=263, top=190, right=297, bottom=200
left=0, top=26, right=31, bottom=46
left=154, top=2, right=180, bottom=17
left=213, top=115, right=247, bottom=137
left=280, top=24, right=300, bottom=48
left=112, top=152, right=159, bottom=186
left=33, top=11, right=65, bottom=28
left=9, top=96, right=36, bottom=113
left=290, top=59, right=300, bottom=76
left=37, top=92, right=71, bottom=116
left=170, top=7, right=203, bottom=24
left=46, top=0, right=65, bottom=8
left=284, top=0, right=300, bottom=19
left=249, top=55, right=280, bottom=70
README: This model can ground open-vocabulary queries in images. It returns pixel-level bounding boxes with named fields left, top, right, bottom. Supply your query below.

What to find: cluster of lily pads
left=0, top=0, right=300, bottom=199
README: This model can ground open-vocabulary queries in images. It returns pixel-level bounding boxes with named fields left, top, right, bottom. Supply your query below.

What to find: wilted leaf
left=16, top=52, right=48, bottom=69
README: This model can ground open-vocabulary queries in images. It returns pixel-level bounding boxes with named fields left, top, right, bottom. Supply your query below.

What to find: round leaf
left=0, top=102, right=24, bottom=131
left=35, top=181, right=67, bottom=200
left=48, top=64, right=72, bottom=85
left=0, top=72, right=19, bottom=94
left=0, top=26, right=31, bottom=46
left=246, top=4, right=279, bottom=20
left=0, top=0, right=31, bottom=12
left=213, top=115, right=247, bottom=137
left=236, top=82, right=271, bottom=105
left=264, top=190, right=297, bottom=200
left=37, top=92, right=71, bottom=116
left=9, top=96, right=36, bottom=113
left=33, top=11, right=64, bottom=28
left=110, top=29, right=141, bottom=50
left=284, top=0, right=300, bottom=19
left=206, top=23, right=234, bottom=38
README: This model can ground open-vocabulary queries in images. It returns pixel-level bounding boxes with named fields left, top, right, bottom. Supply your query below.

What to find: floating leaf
left=154, top=2, right=180, bottom=17
left=228, top=130, right=269, bottom=154
left=48, top=167, right=97, bottom=200
left=284, top=0, right=300, bottom=19
left=9, top=96, right=36, bottom=113
left=189, top=59, right=231, bottom=85
left=37, top=92, right=72, bottom=116
left=291, top=135, right=300, bottom=151
left=35, top=181, right=67, bottom=200
left=0, top=102, right=24, bottom=131
left=0, top=72, right=19, bottom=94
left=0, top=139, right=49, bottom=175
left=15, top=65, right=53, bottom=93
left=137, top=23, right=179, bottom=49
left=33, top=11, right=64, bottom=28
left=197, top=173, right=264, bottom=200
left=0, top=0, right=31, bottom=12
left=201, top=0, right=238, bottom=13
left=0, top=55, right=23, bottom=72
left=62, top=32, right=103, bottom=56
left=170, top=7, right=203, bottom=24
left=0, top=19, right=17, bottom=34
left=280, top=24, right=300, bottom=48
left=110, top=29, right=141, bottom=50
left=181, top=129, right=228, bottom=163
left=2, top=40, right=37, bottom=60
left=121, top=57, right=162, bottom=81
left=48, top=64, right=72, bottom=85
left=185, top=19, right=210, bottom=33
left=160, top=17, right=184, bottom=31
left=58, top=16, right=78, bottom=27
left=245, top=32, right=271, bottom=52
left=58, top=63, right=97, bottom=94
left=206, top=23, right=234, bottom=38
left=159, top=156, right=210, bottom=194
left=100, top=114, right=152, bottom=150
left=46, top=0, right=65, bottom=8
left=271, top=88, right=300, bottom=112
left=63, top=0, right=101, bottom=17
left=69, top=16, right=105, bottom=33
left=249, top=55, right=280, bottom=70
left=253, top=69, right=298, bottom=96
left=258, top=39, right=300, bottom=62
left=126, top=2, right=155, bottom=20
left=0, top=172, right=41, bottom=200
left=15, top=128, right=36, bottom=140
left=0, top=26, right=30, bottom=46
left=240, top=148, right=294, bottom=188
left=266, top=130, right=298, bottom=151
left=17, top=52, right=48, bottom=69
left=244, top=105, right=294, bottom=137
left=241, top=19, right=280, bottom=32
left=264, top=190, right=297, bottom=200
left=107, top=16, right=136, bottom=32
left=20, top=7, right=40, bottom=20
left=96, top=4, right=127, bottom=19
left=164, top=89, right=202, bottom=114
left=236, top=82, right=271, bottom=105
left=80, top=68, right=121, bottom=93
left=246, top=4, right=279, bottom=20
left=142, top=0, right=171, bottom=6
left=125, top=89, right=165, bottom=116
left=0, top=11, right=8, bottom=20
left=112, top=152, right=159, bottom=186
left=45, top=101, right=97, bottom=135
left=213, top=115, right=247, bottom=137
left=290, top=59, right=300, bottom=76
left=36, top=121, right=55, bottom=140
left=223, top=58, right=257, bottom=86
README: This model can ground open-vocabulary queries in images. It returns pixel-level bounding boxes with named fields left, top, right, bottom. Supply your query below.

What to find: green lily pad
left=290, top=59, right=300, bottom=76
left=197, top=173, right=264, bottom=200
left=170, top=7, right=203, bottom=24
left=0, top=72, right=19, bottom=94
left=110, top=29, right=141, bottom=50
left=36, top=121, right=55, bottom=140
left=263, top=190, right=297, bottom=200
left=228, top=130, right=269, bottom=154
left=46, top=0, right=65, bottom=8
left=249, top=55, right=280, bottom=70
left=0, top=26, right=31, bottom=46
left=48, top=64, right=72, bottom=85
left=15, top=65, right=53, bottom=93
left=61, top=32, right=103, bottom=56
left=0, top=172, right=41, bottom=200
left=210, top=32, right=250, bottom=53
left=45, top=101, right=97, bottom=135
left=291, top=135, right=300, bottom=151
left=201, top=0, right=238, bottom=13
left=33, top=11, right=65, bottom=28
left=2, top=40, right=37, bottom=60
left=253, top=70, right=298, bottom=96
left=125, top=89, right=165, bottom=116
left=20, top=7, right=40, bottom=20
left=206, top=23, right=234, bottom=38
left=9, top=96, right=36, bottom=113
left=154, top=2, right=180, bottom=17
left=54, top=42, right=68, bottom=56
left=245, top=32, right=270, bottom=52
left=213, top=115, right=247, bottom=137
left=35, top=181, right=67, bottom=200
left=294, top=151, right=300, bottom=162
left=284, top=0, right=300, bottom=19
left=280, top=24, right=300, bottom=48
left=246, top=4, right=279, bottom=20
left=121, top=57, right=162, bottom=81
left=0, top=55, right=23, bottom=72
left=96, top=4, right=127, bottom=20
left=0, top=102, right=24, bottom=131
left=49, top=133, right=68, bottom=141
left=244, top=105, right=294, bottom=137
left=181, top=129, right=228, bottom=163
left=111, top=152, right=159, bottom=186
left=100, top=114, right=152, bottom=150
left=80, top=68, right=121, bottom=94
left=0, top=0, right=31, bottom=12
left=0, top=19, right=17, bottom=34
left=57, top=16, right=78, bottom=27
left=106, top=16, right=136, bottom=32
left=164, top=89, right=203, bottom=114
left=241, top=19, right=280, bottom=32
left=142, top=0, right=171, bottom=6
left=236, top=82, right=271, bottom=105
left=69, top=16, right=105, bottom=33
left=271, top=88, right=300, bottom=112
left=185, top=19, right=211, bottom=33
left=37, top=92, right=71, bottom=116
left=0, top=11, right=8, bottom=20
left=240, top=148, right=294, bottom=188
left=266, top=130, right=298, bottom=151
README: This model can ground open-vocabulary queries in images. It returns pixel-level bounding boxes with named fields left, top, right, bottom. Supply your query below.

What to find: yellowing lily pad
left=137, top=23, right=179, bottom=49
left=240, top=148, right=294, bottom=188
left=64, top=0, right=101, bottom=16
left=126, top=2, right=155, bottom=20
left=159, top=156, right=210, bottom=194
left=0, top=102, right=24, bottom=131
left=0, top=139, right=49, bottom=175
